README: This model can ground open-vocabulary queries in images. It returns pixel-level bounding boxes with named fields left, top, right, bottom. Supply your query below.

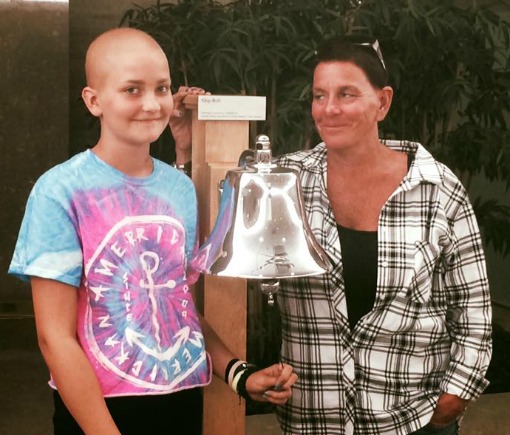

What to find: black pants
left=53, top=388, right=203, bottom=435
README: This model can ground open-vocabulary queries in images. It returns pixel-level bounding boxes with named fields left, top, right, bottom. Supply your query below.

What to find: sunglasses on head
left=344, top=35, right=386, bottom=71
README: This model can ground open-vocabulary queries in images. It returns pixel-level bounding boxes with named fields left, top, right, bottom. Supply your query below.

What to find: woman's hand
left=169, top=86, right=209, bottom=163
left=245, top=363, right=298, bottom=405
left=428, top=393, right=468, bottom=427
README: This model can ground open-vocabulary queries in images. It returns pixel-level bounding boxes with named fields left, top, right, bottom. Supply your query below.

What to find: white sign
left=198, top=95, right=266, bottom=121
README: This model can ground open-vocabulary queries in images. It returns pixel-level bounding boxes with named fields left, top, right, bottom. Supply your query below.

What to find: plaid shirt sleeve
left=438, top=171, right=492, bottom=399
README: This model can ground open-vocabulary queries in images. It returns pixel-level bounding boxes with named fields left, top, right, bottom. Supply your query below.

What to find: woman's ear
left=377, top=86, right=393, bottom=121
left=81, top=86, right=102, bottom=117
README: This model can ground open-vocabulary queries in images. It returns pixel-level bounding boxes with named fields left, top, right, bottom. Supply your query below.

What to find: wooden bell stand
left=184, top=94, right=249, bottom=435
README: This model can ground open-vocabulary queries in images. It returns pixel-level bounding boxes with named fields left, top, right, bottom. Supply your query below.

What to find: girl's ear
left=377, top=86, right=393, bottom=121
left=81, top=86, right=102, bottom=117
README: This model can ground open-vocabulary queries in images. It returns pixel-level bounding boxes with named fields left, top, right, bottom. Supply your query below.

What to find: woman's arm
left=432, top=190, right=492, bottom=425
left=31, top=277, right=120, bottom=435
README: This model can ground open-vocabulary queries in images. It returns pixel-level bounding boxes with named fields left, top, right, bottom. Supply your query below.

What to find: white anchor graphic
left=125, top=326, right=203, bottom=362
left=139, top=251, right=176, bottom=292
left=139, top=251, right=176, bottom=348
left=124, top=251, right=203, bottom=362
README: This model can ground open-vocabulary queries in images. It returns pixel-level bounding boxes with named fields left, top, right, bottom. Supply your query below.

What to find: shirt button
left=381, top=261, right=389, bottom=268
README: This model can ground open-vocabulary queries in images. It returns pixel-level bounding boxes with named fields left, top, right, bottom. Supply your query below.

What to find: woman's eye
left=157, top=85, right=169, bottom=94
left=340, top=92, right=355, bottom=98
left=313, top=94, right=324, bottom=101
left=126, top=87, right=139, bottom=95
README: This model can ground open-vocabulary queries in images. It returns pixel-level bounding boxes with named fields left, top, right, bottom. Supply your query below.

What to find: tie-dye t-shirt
left=9, top=150, right=211, bottom=397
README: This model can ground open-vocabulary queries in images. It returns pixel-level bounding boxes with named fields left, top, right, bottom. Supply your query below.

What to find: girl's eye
left=313, top=94, right=324, bottom=101
left=157, top=85, right=169, bottom=94
left=126, top=87, right=139, bottom=95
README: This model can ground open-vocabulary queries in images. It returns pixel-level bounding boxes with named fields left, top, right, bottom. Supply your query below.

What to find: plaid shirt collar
left=300, top=140, right=443, bottom=183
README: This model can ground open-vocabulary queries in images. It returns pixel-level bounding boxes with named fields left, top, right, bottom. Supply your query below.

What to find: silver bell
left=194, top=135, right=331, bottom=303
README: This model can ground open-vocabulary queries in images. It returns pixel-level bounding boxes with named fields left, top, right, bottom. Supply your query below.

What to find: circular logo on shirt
left=84, top=215, right=206, bottom=391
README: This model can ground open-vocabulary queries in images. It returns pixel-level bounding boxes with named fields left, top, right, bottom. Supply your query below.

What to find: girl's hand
left=169, top=86, right=210, bottom=163
left=245, top=363, right=298, bottom=405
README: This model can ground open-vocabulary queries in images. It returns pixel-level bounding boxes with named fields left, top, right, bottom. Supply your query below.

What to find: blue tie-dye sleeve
left=9, top=181, right=83, bottom=287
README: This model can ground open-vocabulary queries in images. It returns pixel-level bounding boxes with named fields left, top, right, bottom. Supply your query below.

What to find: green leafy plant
left=119, top=0, right=510, bottom=410
left=121, top=0, right=510, bottom=256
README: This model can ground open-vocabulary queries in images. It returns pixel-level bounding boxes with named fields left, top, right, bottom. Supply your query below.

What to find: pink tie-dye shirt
left=9, top=150, right=211, bottom=397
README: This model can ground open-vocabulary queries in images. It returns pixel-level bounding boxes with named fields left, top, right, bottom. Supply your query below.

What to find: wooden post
left=184, top=95, right=248, bottom=435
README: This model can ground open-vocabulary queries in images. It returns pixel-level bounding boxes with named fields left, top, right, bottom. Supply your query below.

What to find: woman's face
left=311, top=61, right=391, bottom=151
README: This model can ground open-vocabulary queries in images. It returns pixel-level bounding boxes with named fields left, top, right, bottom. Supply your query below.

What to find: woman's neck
left=327, top=140, right=391, bottom=171
left=326, top=141, right=408, bottom=231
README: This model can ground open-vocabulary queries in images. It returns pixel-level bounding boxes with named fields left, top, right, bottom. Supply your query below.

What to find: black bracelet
left=236, top=365, right=258, bottom=401
left=172, top=161, right=191, bottom=176
left=225, top=359, right=259, bottom=400
left=224, top=358, right=240, bottom=384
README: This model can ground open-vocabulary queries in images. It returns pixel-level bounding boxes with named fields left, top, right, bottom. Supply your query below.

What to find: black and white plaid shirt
left=274, top=141, right=492, bottom=435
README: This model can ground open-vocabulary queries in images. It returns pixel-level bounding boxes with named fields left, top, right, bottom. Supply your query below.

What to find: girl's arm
left=31, top=277, right=121, bottom=435
left=199, top=313, right=297, bottom=405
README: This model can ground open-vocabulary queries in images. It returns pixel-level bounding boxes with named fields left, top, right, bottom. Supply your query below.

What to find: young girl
left=9, top=28, right=296, bottom=435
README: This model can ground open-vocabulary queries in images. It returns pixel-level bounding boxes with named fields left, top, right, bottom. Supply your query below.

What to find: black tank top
left=337, top=153, right=413, bottom=330
left=337, top=225, right=378, bottom=330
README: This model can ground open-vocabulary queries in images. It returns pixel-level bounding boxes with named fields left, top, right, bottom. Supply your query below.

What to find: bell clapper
left=259, top=279, right=280, bottom=307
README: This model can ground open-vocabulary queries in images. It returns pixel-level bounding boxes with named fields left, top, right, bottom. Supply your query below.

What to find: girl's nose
left=142, top=93, right=161, bottom=112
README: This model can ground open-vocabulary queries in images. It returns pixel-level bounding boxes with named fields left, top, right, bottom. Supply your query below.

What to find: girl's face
left=89, top=43, right=174, bottom=149
left=311, top=61, right=392, bottom=151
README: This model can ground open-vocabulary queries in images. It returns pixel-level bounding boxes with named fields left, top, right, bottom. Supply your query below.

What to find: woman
left=274, top=36, right=492, bottom=435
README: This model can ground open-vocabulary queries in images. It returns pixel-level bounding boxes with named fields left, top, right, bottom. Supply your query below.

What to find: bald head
left=85, top=28, right=169, bottom=88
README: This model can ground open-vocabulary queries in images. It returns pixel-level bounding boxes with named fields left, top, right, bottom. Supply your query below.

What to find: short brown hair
left=315, top=36, right=388, bottom=89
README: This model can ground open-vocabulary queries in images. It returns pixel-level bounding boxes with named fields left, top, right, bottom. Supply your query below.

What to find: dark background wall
left=0, top=1, right=68, bottom=306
